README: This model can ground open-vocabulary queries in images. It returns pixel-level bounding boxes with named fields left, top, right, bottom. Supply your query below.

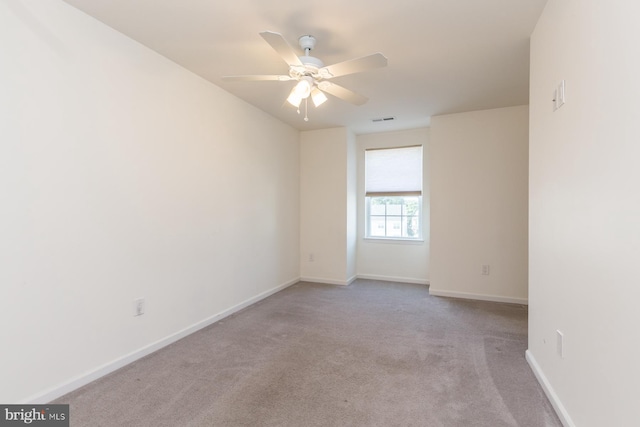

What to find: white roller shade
left=365, top=146, right=422, bottom=196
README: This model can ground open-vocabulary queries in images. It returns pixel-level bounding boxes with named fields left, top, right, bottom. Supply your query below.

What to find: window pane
left=387, top=217, right=402, bottom=237
left=370, top=203, right=386, bottom=215
left=370, top=216, right=386, bottom=237
left=387, top=203, right=402, bottom=215
left=403, top=216, right=420, bottom=237
left=403, top=197, right=420, bottom=215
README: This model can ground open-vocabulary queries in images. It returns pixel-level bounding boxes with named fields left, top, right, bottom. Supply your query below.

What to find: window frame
left=364, top=145, right=423, bottom=242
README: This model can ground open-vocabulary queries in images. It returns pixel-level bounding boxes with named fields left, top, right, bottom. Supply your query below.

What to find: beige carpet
left=56, top=280, right=561, bottom=426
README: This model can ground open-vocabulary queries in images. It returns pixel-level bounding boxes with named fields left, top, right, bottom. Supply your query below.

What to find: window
left=365, top=146, right=422, bottom=240
left=368, top=196, right=421, bottom=238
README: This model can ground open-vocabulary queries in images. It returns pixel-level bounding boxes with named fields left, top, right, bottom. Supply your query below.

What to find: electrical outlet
left=481, top=265, right=490, bottom=275
left=133, top=298, right=145, bottom=317
left=556, top=330, right=564, bottom=358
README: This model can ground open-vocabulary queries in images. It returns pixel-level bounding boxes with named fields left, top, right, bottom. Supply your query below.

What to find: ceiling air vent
left=372, top=116, right=396, bottom=123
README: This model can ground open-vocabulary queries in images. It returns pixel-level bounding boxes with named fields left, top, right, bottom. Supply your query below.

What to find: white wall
left=356, top=128, right=430, bottom=284
left=299, top=127, right=355, bottom=285
left=528, top=1, right=640, bottom=425
left=0, top=0, right=299, bottom=403
left=346, top=130, right=357, bottom=280
left=430, top=106, right=529, bottom=303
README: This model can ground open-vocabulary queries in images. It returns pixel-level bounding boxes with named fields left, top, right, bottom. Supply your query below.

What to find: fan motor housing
left=298, top=35, right=317, bottom=51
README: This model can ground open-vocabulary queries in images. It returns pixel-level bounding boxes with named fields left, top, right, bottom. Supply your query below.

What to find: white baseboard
left=28, top=277, right=300, bottom=404
left=299, top=276, right=355, bottom=286
left=525, top=350, right=574, bottom=427
left=428, top=288, right=528, bottom=305
left=356, top=274, right=429, bottom=286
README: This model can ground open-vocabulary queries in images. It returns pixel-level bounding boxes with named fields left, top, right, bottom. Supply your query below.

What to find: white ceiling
left=62, top=0, right=547, bottom=134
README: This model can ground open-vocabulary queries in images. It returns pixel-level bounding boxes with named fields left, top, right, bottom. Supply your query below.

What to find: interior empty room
left=2, top=1, right=639, bottom=426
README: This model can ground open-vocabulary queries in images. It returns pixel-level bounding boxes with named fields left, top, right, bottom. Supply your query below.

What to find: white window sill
left=363, top=237, right=424, bottom=245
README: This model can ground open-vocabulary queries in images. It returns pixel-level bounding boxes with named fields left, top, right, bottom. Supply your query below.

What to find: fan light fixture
left=287, top=76, right=315, bottom=107
left=287, top=78, right=328, bottom=108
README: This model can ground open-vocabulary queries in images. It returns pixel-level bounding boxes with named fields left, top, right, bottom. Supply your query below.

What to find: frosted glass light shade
left=311, top=88, right=327, bottom=107
left=287, top=90, right=303, bottom=107
left=293, top=78, right=312, bottom=98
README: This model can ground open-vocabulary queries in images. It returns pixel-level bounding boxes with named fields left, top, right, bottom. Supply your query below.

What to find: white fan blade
left=259, top=31, right=303, bottom=66
left=318, top=81, right=368, bottom=105
left=321, top=53, right=388, bottom=78
left=222, top=75, right=293, bottom=82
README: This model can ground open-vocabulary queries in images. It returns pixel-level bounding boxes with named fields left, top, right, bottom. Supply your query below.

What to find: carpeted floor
left=56, top=280, right=561, bottom=426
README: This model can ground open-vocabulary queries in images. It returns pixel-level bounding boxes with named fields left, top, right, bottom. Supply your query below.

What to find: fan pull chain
left=304, top=98, right=309, bottom=122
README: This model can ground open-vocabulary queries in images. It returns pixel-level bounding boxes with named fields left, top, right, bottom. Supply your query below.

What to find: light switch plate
left=558, top=80, right=565, bottom=107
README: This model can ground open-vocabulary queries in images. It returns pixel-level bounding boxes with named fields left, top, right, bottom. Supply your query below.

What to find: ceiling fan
left=223, top=31, right=388, bottom=121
